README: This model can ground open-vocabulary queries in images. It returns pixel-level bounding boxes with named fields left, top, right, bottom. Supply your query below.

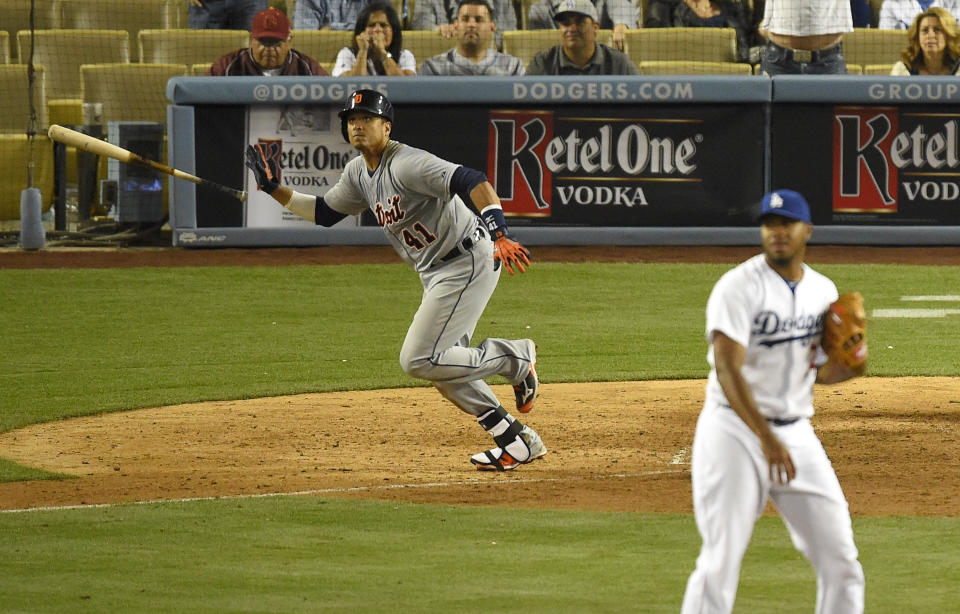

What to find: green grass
left=3, top=262, right=957, bottom=435
left=1, top=261, right=958, bottom=612
left=0, top=498, right=956, bottom=613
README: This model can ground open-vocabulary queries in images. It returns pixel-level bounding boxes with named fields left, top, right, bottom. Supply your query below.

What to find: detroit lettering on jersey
left=375, top=194, right=404, bottom=226
left=752, top=310, right=826, bottom=347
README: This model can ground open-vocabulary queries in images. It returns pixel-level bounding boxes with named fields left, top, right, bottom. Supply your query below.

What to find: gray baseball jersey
left=322, top=139, right=536, bottom=417
left=323, top=140, right=479, bottom=273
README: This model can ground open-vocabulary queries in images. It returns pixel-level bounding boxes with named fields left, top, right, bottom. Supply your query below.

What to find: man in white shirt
left=878, top=0, right=960, bottom=29
left=759, top=0, right=854, bottom=74
left=680, top=189, right=866, bottom=614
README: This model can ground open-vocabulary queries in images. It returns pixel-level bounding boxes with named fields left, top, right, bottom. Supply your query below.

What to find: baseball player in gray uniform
left=680, top=190, right=866, bottom=613
left=245, top=89, right=546, bottom=471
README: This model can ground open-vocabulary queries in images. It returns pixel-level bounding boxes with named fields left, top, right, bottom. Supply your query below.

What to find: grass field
left=1, top=261, right=958, bottom=612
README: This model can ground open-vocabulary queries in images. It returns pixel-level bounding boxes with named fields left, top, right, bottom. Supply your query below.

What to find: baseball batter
left=681, top=190, right=866, bottom=613
left=245, top=89, right=545, bottom=471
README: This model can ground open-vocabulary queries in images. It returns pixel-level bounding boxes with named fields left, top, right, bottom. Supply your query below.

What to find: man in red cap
left=210, top=7, right=328, bottom=75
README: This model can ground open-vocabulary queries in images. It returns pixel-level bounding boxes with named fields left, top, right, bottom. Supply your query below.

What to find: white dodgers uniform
left=322, top=140, right=536, bottom=416
left=681, top=254, right=865, bottom=614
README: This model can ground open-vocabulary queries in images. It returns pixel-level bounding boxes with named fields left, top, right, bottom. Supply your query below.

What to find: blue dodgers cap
left=759, top=189, right=811, bottom=224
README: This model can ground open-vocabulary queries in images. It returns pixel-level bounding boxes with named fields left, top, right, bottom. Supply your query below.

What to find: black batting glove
left=244, top=144, right=280, bottom=194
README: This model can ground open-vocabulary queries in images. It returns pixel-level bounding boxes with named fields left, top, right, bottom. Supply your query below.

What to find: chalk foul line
left=0, top=468, right=689, bottom=514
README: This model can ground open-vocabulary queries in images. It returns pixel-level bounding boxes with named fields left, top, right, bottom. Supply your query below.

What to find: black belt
left=766, top=417, right=800, bottom=426
left=767, top=40, right=842, bottom=63
left=435, top=227, right=484, bottom=266
left=722, top=404, right=800, bottom=427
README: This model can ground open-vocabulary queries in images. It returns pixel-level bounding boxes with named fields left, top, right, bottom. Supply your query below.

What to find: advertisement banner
left=774, top=104, right=960, bottom=225
left=246, top=105, right=359, bottom=227
left=401, top=104, right=765, bottom=227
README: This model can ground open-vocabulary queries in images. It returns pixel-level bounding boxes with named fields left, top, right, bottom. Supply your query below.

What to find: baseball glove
left=823, top=291, right=868, bottom=370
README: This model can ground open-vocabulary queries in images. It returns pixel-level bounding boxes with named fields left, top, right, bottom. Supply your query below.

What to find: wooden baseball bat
left=47, top=124, right=248, bottom=202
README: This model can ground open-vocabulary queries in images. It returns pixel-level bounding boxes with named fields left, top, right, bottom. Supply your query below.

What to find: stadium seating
left=16, top=29, right=130, bottom=101
left=291, top=29, right=354, bottom=66
left=501, top=29, right=614, bottom=71
left=0, top=32, right=8, bottom=64
left=0, top=134, right=54, bottom=220
left=624, top=27, right=738, bottom=64
left=863, top=63, right=895, bottom=75
left=56, top=0, right=182, bottom=61
left=843, top=28, right=906, bottom=67
left=0, top=0, right=58, bottom=62
left=192, top=63, right=212, bottom=76
left=138, top=29, right=249, bottom=67
left=80, top=63, right=187, bottom=126
left=638, top=60, right=752, bottom=75
left=0, top=65, right=47, bottom=133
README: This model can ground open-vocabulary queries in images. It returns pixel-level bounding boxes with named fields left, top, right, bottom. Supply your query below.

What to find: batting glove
left=494, top=236, right=531, bottom=275
left=244, top=144, right=280, bottom=194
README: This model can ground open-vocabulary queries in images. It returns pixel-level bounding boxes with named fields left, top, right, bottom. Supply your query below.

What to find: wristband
left=480, top=205, right=507, bottom=240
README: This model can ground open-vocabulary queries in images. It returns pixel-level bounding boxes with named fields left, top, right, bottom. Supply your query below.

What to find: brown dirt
left=0, top=246, right=957, bottom=516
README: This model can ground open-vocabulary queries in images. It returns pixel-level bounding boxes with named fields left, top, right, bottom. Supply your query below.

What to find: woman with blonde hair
left=891, top=7, right=960, bottom=75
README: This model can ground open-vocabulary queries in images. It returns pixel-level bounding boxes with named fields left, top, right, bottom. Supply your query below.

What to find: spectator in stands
left=644, top=0, right=760, bottom=63
left=891, top=7, right=960, bottom=74
left=879, top=0, right=960, bottom=30
left=209, top=8, right=329, bottom=75
left=189, top=0, right=267, bottom=30
left=332, top=1, right=417, bottom=75
left=293, top=0, right=373, bottom=30
left=752, top=1, right=873, bottom=29
left=526, top=0, right=638, bottom=74
left=420, top=0, right=525, bottom=74
left=758, top=0, right=853, bottom=75
left=850, top=0, right=874, bottom=26
left=413, top=0, right=517, bottom=38
left=528, top=0, right=638, bottom=51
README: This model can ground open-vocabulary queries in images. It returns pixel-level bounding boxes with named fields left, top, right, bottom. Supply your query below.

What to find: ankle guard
left=477, top=406, right=532, bottom=463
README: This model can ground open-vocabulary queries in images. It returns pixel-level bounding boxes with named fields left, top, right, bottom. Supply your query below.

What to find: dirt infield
left=1, top=246, right=958, bottom=516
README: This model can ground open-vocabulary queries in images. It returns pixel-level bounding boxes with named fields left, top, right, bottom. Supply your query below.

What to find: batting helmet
left=339, top=89, right=394, bottom=142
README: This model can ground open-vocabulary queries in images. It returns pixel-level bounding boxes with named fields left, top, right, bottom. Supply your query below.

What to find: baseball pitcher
left=245, top=89, right=545, bottom=471
left=681, top=190, right=866, bottom=613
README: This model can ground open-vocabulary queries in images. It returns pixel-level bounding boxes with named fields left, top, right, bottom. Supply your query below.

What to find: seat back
left=403, top=30, right=457, bottom=70
left=57, top=0, right=182, bottom=61
left=138, top=29, right=250, bottom=66
left=17, top=29, right=129, bottom=100
left=291, top=29, right=354, bottom=65
left=863, top=63, right=895, bottom=75
left=81, top=62, right=187, bottom=125
left=501, top=29, right=614, bottom=71
left=624, top=27, right=738, bottom=64
left=0, top=134, right=54, bottom=220
left=843, top=28, right=906, bottom=67
left=192, top=63, right=213, bottom=76
left=638, top=60, right=752, bottom=75
left=0, top=65, right=48, bottom=133
left=0, top=32, right=8, bottom=64
left=0, top=0, right=58, bottom=62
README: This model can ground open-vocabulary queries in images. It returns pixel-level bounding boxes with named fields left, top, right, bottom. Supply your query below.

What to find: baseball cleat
left=470, top=426, right=547, bottom=471
left=514, top=363, right=538, bottom=413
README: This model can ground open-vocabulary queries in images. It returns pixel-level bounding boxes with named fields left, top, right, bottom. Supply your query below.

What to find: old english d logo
left=487, top=110, right=553, bottom=217
left=354, top=93, right=363, bottom=104
left=833, top=107, right=898, bottom=213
